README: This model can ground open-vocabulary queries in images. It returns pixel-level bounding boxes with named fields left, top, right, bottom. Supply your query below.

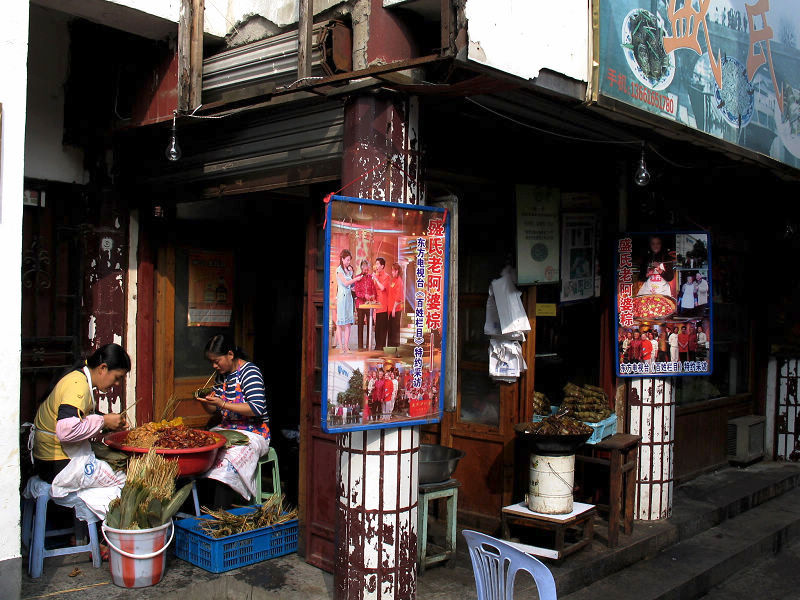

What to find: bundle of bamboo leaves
left=197, top=494, right=298, bottom=539
left=105, top=449, right=193, bottom=529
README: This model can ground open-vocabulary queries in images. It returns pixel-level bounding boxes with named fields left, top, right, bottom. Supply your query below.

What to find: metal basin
left=418, top=444, right=465, bottom=484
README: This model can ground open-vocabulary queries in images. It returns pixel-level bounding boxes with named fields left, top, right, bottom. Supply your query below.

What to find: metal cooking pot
left=418, top=444, right=465, bottom=484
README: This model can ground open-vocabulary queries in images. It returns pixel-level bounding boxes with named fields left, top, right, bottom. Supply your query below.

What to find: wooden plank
left=190, top=0, right=204, bottom=110
left=154, top=245, right=176, bottom=422
left=177, top=0, right=192, bottom=113
left=298, top=0, right=314, bottom=79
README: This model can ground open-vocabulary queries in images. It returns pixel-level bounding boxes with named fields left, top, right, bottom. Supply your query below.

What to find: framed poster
left=517, top=185, right=560, bottom=285
left=187, top=250, right=234, bottom=327
left=322, top=195, right=450, bottom=433
left=615, top=232, right=713, bottom=377
left=560, top=213, right=597, bottom=303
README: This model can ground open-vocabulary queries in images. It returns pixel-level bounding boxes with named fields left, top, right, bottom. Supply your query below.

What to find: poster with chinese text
left=560, top=213, right=597, bottom=303
left=597, top=0, right=800, bottom=169
left=322, top=196, right=450, bottom=433
left=615, top=232, right=713, bottom=377
left=517, top=185, right=560, bottom=285
left=187, top=250, right=234, bottom=327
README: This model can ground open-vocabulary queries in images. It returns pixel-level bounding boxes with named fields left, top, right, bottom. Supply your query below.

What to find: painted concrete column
left=628, top=378, right=675, bottom=520
left=337, top=93, right=422, bottom=599
left=336, top=427, right=419, bottom=599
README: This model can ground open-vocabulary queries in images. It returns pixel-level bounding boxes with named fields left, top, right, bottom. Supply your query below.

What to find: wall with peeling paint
left=464, top=0, right=590, bottom=83
left=84, top=199, right=129, bottom=414
left=0, top=0, right=29, bottom=573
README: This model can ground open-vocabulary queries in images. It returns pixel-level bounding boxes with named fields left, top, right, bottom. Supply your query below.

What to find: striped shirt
left=213, top=362, right=269, bottom=423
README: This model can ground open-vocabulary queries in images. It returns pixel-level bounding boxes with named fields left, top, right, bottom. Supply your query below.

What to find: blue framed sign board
left=322, top=196, right=450, bottom=433
left=615, top=232, right=713, bottom=378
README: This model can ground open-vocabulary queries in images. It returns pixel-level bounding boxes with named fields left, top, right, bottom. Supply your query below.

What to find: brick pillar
left=335, top=93, right=422, bottom=599
left=628, top=378, right=675, bottom=520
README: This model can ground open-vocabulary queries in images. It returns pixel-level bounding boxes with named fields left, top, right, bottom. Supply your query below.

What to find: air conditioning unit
left=727, top=415, right=766, bottom=465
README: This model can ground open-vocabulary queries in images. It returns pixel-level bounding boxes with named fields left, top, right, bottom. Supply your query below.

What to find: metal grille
left=776, top=357, right=800, bottom=460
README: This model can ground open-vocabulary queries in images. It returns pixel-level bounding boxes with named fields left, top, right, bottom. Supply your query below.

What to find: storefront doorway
left=149, top=192, right=311, bottom=504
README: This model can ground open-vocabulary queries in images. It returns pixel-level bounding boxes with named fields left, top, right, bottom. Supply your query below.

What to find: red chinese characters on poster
left=615, top=233, right=713, bottom=377
left=187, top=250, right=234, bottom=327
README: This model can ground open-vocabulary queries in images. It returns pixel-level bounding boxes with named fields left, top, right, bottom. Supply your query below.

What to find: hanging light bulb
left=634, top=142, right=650, bottom=187
left=165, top=112, right=182, bottom=162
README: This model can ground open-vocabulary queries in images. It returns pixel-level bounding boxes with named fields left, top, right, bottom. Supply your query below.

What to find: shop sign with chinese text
left=597, top=0, right=800, bottom=169
left=615, top=232, right=713, bottom=377
left=322, top=196, right=450, bottom=433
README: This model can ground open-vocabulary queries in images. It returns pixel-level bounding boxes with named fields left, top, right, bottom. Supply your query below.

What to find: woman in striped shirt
left=198, top=334, right=270, bottom=440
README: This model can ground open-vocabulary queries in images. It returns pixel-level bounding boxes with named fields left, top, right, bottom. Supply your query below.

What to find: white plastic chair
left=463, top=530, right=557, bottom=600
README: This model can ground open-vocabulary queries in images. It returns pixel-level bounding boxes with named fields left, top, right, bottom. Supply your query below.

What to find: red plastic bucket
left=102, top=521, right=174, bottom=588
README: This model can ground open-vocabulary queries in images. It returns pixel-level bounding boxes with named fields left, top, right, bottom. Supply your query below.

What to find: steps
left=559, top=463, right=800, bottom=600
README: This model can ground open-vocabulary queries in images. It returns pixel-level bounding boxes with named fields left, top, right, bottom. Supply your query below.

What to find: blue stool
left=22, top=478, right=101, bottom=578
left=252, top=447, right=281, bottom=505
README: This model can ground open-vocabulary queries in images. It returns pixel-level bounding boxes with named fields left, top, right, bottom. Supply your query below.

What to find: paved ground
left=20, top=462, right=800, bottom=600
left=701, top=535, right=800, bottom=600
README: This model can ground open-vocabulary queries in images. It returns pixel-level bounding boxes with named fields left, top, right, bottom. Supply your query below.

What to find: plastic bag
left=50, top=441, right=126, bottom=498
left=490, top=269, right=531, bottom=335
left=204, top=429, right=270, bottom=500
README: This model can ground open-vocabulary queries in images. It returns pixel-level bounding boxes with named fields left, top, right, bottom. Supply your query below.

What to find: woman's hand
left=103, top=413, right=127, bottom=431
left=197, top=392, right=225, bottom=409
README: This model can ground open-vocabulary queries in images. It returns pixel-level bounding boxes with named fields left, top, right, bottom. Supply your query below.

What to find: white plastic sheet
left=487, top=267, right=531, bottom=382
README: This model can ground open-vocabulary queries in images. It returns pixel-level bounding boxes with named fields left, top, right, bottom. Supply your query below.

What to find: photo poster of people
left=322, top=195, right=450, bottom=433
left=615, top=232, right=713, bottom=378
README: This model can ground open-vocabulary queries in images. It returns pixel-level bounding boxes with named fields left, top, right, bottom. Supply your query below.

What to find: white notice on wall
left=560, top=213, right=597, bottom=303
left=516, top=185, right=559, bottom=285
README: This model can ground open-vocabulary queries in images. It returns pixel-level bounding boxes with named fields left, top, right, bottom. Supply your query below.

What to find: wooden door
left=299, top=212, right=338, bottom=572
left=154, top=235, right=252, bottom=426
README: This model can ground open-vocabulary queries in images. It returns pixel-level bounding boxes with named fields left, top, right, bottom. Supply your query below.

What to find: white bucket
left=102, top=521, right=174, bottom=588
left=528, top=454, right=575, bottom=514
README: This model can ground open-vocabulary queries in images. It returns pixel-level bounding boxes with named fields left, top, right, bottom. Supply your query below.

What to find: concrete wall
left=0, top=1, right=29, bottom=598
left=25, top=5, right=87, bottom=184
left=464, top=0, right=590, bottom=83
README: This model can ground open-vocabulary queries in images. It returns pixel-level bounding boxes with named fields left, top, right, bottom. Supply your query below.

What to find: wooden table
left=501, top=501, right=596, bottom=562
left=575, top=433, right=641, bottom=547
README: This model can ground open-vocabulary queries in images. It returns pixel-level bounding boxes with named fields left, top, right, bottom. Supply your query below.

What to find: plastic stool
left=418, top=478, right=461, bottom=573
left=22, top=478, right=101, bottom=578
left=253, top=447, right=281, bottom=505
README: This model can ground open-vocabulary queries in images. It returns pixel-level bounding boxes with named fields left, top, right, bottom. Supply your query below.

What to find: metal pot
left=418, top=444, right=465, bottom=484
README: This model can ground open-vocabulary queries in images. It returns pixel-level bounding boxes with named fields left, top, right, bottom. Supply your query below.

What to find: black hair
left=376, top=257, right=386, bottom=267
left=83, top=343, right=131, bottom=372
left=204, top=334, right=249, bottom=360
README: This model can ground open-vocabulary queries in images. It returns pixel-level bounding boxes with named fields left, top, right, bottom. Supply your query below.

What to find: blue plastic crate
left=174, top=506, right=298, bottom=573
left=585, top=413, right=617, bottom=444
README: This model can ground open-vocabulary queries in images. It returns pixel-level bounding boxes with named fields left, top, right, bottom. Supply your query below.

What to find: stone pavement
left=20, top=461, right=800, bottom=600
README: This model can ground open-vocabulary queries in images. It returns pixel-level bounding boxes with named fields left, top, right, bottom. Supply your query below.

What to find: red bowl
left=103, top=430, right=227, bottom=476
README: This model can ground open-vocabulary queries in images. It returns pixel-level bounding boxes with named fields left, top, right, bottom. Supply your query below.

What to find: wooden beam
left=190, top=0, right=204, bottom=110
left=177, top=0, right=192, bottom=113
left=298, top=0, right=314, bottom=79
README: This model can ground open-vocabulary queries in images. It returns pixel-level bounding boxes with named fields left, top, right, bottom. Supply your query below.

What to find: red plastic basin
left=103, top=430, right=227, bottom=476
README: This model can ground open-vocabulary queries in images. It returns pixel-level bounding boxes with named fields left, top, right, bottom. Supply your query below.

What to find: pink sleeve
left=55, top=414, right=105, bottom=443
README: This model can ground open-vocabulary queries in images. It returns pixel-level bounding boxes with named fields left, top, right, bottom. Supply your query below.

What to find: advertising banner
left=517, top=185, right=560, bottom=285
left=322, top=196, right=450, bottom=433
left=187, top=250, right=234, bottom=327
left=615, top=232, right=713, bottom=377
left=598, top=0, right=800, bottom=169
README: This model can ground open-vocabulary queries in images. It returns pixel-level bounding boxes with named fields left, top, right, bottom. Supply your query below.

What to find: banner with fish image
left=597, top=0, right=800, bottom=169
left=615, top=232, right=713, bottom=377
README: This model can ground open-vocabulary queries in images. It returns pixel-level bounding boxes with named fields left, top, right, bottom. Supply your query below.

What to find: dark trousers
left=375, top=312, right=388, bottom=350
left=356, top=308, right=371, bottom=350
left=388, top=313, right=401, bottom=346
